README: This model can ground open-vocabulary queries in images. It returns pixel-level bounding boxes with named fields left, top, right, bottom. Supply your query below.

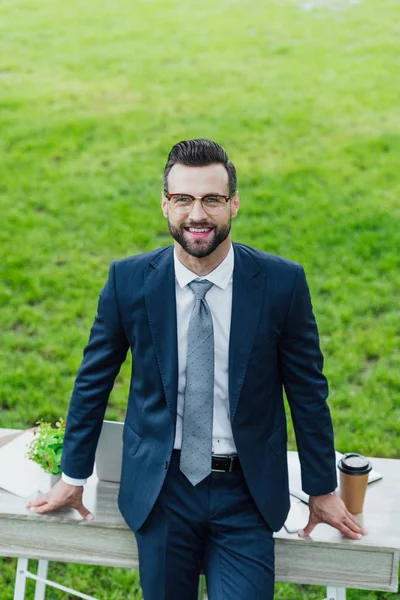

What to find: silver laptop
left=94, top=420, right=124, bottom=483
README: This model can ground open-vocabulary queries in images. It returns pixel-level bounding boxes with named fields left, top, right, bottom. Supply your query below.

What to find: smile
left=184, top=227, right=213, bottom=238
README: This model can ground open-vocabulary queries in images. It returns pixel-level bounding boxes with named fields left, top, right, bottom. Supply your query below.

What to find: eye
left=173, top=195, right=193, bottom=203
left=204, top=196, right=224, bottom=204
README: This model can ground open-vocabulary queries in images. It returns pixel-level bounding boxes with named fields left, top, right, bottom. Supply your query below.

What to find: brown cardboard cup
left=338, top=453, right=372, bottom=514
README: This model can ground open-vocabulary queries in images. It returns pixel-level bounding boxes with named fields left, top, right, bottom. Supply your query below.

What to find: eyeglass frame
left=163, top=192, right=232, bottom=214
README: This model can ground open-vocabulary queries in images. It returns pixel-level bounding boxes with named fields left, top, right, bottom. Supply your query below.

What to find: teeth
left=188, top=228, right=210, bottom=233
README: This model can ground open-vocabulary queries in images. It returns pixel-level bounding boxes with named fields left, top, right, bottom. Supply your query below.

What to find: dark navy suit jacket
left=61, top=243, right=337, bottom=532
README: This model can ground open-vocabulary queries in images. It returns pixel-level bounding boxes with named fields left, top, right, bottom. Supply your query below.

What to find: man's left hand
left=298, top=492, right=367, bottom=540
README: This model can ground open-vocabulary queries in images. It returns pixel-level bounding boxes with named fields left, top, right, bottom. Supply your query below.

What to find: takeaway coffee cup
left=337, top=453, right=372, bottom=514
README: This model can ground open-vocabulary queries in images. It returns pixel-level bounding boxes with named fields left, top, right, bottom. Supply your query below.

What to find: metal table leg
left=325, top=587, right=347, bottom=600
left=14, top=558, right=29, bottom=600
left=34, top=560, right=49, bottom=600
left=13, top=557, right=99, bottom=600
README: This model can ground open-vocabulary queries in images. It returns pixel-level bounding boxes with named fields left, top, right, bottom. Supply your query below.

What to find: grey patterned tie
left=180, top=279, right=214, bottom=486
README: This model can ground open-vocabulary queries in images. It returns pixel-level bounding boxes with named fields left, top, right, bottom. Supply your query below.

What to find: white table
left=0, top=428, right=398, bottom=600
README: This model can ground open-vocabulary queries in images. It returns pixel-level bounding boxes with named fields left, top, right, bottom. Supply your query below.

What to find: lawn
left=0, top=0, right=399, bottom=597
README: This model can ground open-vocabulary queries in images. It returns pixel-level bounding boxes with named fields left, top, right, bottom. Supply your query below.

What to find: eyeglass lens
left=169, top=195, right=228, bottom=214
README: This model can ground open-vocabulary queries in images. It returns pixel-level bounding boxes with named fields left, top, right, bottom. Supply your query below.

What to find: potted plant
left=26, top=418, right=66, bottom=493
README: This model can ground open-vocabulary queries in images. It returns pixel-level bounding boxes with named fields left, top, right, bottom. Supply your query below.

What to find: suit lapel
left=229, top=244, right=266, bottom=421
left=143, top=243, right=265, bottom=427
left=144, top=247, right=178, bottom=425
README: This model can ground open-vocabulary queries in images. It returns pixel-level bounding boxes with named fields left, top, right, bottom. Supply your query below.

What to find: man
left=27, top=139, right=365, bottom=599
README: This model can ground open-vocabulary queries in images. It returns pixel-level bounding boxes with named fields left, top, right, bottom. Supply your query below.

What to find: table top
left=1, top=428, right=399, bottom=551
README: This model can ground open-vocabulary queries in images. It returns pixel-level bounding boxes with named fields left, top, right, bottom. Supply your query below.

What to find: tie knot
left=188, top=279, right=213, bottom=300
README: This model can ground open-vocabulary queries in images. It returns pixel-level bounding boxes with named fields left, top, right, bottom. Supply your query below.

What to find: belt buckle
left=211, top=455, right=234, bottom=473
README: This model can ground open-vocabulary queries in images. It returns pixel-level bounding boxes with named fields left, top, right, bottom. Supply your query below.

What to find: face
left=161, top=163, right=240, bottom=258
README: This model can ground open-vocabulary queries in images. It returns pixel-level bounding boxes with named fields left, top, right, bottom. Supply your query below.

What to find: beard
left=168, top=218, right=231, bottom=258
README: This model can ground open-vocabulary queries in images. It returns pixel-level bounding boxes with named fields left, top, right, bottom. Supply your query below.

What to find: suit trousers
left=134, top=451, right=275, bottom=600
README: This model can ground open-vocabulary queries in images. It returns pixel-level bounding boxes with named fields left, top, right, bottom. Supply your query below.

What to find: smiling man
left=163, top=156, right=239, bottom=274
left=27, top=139, right=366, bottom=599
left=163, top=161, right=238, bottom=267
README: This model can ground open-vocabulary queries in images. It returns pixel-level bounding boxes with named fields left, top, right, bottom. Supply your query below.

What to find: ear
left=230, top=191, right=240, bottom=219
left=161, top=191, right=168, bottom=219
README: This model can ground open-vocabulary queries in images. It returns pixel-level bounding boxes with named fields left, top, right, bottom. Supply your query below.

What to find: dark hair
left=163, top=138, right=237, bottom=196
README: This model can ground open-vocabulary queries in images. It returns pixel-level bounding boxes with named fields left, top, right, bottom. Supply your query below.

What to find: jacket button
left=164, top=461, right=169, bottom=470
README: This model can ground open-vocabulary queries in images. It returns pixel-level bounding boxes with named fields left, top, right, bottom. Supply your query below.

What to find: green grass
left=1, top=0, right=399, bottom=597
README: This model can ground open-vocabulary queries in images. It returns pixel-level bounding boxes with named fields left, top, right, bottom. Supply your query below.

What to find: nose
left=188, top=198, right=208, bottom=220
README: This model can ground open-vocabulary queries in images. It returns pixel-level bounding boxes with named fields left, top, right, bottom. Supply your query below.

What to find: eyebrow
left=173, top=192, right=226, bottom=196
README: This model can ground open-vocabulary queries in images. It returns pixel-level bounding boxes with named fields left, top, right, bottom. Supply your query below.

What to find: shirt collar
left=174, top=244, right=234, bottom=290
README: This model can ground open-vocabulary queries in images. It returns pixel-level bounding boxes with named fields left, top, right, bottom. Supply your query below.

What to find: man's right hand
left=26, top=479, right=94, bottom=520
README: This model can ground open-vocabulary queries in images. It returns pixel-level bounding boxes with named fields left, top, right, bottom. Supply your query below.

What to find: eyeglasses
left=164, top=193, right=231, bottom=215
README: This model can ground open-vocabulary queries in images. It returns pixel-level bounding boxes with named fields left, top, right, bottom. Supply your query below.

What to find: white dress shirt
left=62, top=245, right=237, bottom=487
left=173, top=245, right=237, bottom=455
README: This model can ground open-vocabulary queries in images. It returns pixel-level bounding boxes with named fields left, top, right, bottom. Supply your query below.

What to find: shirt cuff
left=62, top=473, right=87, bottom=486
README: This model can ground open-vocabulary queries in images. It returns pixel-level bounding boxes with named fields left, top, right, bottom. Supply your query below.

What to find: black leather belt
left=172, top=450, right=241, bottom=472
left=211, top=454, right=241, bottom=472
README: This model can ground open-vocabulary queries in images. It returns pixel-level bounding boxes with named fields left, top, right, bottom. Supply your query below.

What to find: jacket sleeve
left=60, top=262, right=129, bottom=479
left=279, top=265, right=337, bottom=496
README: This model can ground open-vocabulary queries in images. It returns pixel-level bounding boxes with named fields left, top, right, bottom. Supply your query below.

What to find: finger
left=298, top=515, right=319, bottom=537
left=26, top=495, right=49, bottom=508
left=338, top=522, right=363, bottom=540
left=344, top=515, right=366, bottom=535
left=74, top=502, right=94, bottom=521
left=28, top=503, right=53, bottom=514
left=341, top=504, right=367, bottom=531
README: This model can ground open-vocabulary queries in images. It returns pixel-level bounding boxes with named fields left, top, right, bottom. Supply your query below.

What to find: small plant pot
left=38, top=471, right=61, bottom=494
